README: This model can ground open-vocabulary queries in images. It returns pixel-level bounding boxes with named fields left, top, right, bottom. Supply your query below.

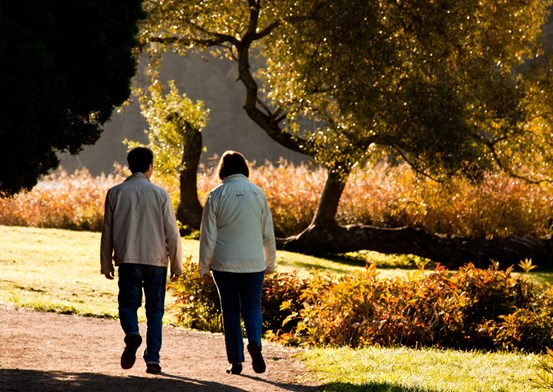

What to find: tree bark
left=311, top=168, right=349, bottom=226
left=277, top=223, right=553, bottom=269
left=176, top=124, right=203, bottom=234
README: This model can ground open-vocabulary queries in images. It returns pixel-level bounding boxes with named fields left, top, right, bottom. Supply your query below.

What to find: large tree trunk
left=277, top=166, right=553, bottom=269
left=310, top=168, right=349, bottom=226
left=278, top=223, right=553, bottom=270
left=176, top=124, right=203, bottom=234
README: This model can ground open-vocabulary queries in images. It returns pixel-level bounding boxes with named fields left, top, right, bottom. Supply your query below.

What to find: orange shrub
left=273, top=263, right=553, bottom=352
left=339, top=162, right=553, bottom=239
left=169, top=261, right=553, bottom=352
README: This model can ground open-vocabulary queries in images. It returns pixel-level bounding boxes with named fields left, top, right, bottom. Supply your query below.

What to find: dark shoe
left=121, top=334, right=142, bottom=370
left=247, top=342, right=266, bottom=374
left=146, top=363, right=162, bottom=374
left=226, top=362, right=242, bottom=375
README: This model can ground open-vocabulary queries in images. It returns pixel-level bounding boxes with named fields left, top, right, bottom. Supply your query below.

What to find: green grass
left=0, top=225, right=197, bottom=318
left=299, top=346, right=544, bottom=391
left=0, top=224, right=550, bottom=391
left=0, top=225, right=368, bottom=319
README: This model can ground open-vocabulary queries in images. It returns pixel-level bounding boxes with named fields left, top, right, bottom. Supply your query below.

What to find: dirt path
left=0, top=305, right=320, bottom=391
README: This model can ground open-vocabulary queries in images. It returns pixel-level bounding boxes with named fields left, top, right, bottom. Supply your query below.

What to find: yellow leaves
left=271, top=261, right=550, bottom=351
left=532, top=347, right=553, bottom=389
left=518, top=258, right=537, bottom=274
left=126, top=79, right=210, bottom=190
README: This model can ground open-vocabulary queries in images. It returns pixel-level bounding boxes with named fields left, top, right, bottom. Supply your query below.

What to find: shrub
left=168, top=256, right=221, bottom=332
left=170, top=261, right=553, bottom=353
left=262, top=270, right=311, bottom=344
left=533, top=347, right=553, bottom=389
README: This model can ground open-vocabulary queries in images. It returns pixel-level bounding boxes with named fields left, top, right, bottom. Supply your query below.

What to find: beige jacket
left=100, top=173, right=182, bottom=275
left=199, top=174, right=276, bottom=277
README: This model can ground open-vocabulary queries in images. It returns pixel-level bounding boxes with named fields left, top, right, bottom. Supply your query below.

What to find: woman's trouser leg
left=239, top=272, right=264, bottom=349
left=212, top=270, right=244, bottom=363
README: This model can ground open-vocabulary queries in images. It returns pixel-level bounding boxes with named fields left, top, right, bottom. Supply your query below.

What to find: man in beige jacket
left=101, top=146, right=182, bottom=375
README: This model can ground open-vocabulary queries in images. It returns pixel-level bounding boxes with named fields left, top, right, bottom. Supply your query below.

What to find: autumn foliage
left=2, top=160, right=553, bottom=240
left=171, top=259, right=553, bottom=353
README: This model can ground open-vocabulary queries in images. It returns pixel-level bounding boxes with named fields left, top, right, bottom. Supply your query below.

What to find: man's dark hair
left=217, top=150, right=249, bottom=180
left=127, top=147, right=154, bottom=174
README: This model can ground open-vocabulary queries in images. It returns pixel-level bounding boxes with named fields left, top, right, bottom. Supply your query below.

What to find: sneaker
left=247, top=342, right=266, bottom=374
left=226, top=362, right=242, bottom=375
left=121, top=334, right=142, bottom=370
left=146, top=363, right=162, bottom=374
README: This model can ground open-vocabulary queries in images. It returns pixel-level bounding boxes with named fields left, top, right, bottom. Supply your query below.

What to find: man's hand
left=201, top=272, right=212, bottom=283
left=104, top=271, right=115, bottom=280
left=170, top=273, right=181, bottom=282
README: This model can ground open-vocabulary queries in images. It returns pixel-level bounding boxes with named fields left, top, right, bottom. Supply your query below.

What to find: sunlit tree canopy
left=141, top=0, right=553, bottom=182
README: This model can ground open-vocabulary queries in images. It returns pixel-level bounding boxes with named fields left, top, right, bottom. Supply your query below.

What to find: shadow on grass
left=320, top=381, right=439, bottom=392
left=0, top=368, right=313, bottom=392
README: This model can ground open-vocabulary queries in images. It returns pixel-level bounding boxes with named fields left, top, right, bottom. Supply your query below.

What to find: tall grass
left=0, top=167, right=124, bottom=231
left=2, top=160, right=553, bottom=239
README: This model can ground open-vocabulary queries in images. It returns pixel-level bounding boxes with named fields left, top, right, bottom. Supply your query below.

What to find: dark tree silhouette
left=0, top=0, right=145, bottom=195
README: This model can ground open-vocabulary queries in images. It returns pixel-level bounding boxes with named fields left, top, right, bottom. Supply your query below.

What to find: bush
left=533, top=347, right=553, bottom=389
left=170, top=262, right=553, bottom=353
left=3, top=160, right=553, bottom=240
left=168, top=256, right=221, bottom=333
left=262, top=270, right=311, bottom=344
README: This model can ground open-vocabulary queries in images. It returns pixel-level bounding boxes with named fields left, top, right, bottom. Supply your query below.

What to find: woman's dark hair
left=127, top=146, right=154, bottom=174
left=217, top=150, right=249, bottom=180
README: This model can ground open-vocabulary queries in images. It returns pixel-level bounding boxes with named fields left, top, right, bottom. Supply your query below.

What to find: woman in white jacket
left=199, top=151, right=276, bottom=375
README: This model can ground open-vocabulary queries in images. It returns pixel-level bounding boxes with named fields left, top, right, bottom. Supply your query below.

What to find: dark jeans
left=212, top=270, right=265, bottom=364
left=118, top=263, right=167, bottom=364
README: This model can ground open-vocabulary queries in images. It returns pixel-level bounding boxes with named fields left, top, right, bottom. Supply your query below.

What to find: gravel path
left=0, top=305, right=320, bottom=391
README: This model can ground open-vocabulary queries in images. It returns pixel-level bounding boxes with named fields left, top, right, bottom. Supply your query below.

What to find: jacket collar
left=223, top=174, right=247, bottom=182
left=126, top=172, right=150, bottom=182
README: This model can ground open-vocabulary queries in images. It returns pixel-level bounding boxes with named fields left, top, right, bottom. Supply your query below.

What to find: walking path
left=0, top=305, right=320, bottom=391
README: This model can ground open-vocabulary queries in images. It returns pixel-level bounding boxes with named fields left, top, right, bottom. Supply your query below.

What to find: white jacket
left=199, top=174, right=276, bottom=277
left=100, top=173, right=183, bottom=276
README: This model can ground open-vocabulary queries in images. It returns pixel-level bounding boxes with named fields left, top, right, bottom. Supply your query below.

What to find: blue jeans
left=118, top=264, right=167, bottom=364
left=212, top=270, right=265, bottom=364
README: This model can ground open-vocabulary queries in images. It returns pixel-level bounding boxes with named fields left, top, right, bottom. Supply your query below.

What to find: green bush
left=169, top=256, right=221, bottom=333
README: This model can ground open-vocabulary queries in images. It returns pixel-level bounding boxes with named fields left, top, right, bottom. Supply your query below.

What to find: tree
left=0, top=0, right=145, bottom=195
left=141, top=0, right=553, bottom=267
left=126, top=79, right=209, bottom=234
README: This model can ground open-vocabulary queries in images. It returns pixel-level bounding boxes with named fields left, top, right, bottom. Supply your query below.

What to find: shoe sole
left=121, top=334, right=142, bottom=369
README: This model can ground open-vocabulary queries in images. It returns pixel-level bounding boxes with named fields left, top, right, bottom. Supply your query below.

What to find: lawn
left=299, top=346, right=543, bottom=391
left=0, top=225, right=549, bottom=391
